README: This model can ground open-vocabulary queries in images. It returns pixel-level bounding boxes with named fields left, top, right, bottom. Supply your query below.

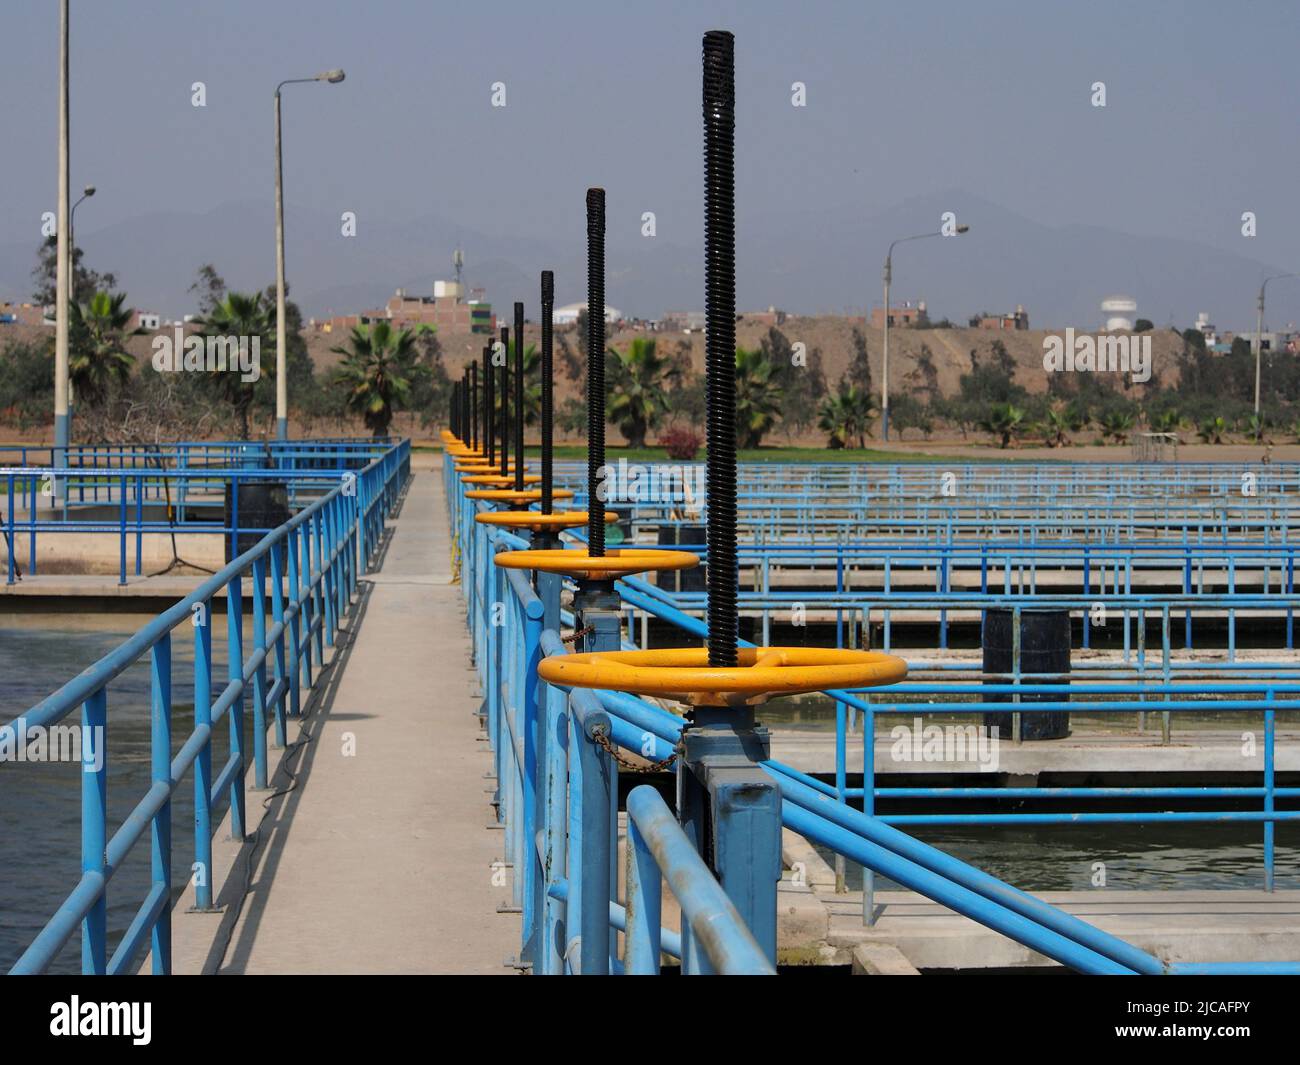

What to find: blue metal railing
left=451, top=451, right=1300, bottom=975
left=2, top=439, right=409, bottom=974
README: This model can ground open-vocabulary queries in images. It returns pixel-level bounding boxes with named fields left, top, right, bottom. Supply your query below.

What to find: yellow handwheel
left=493, top=546, right=698, bottom=580
left=465, top=488, right=576, bottom=503
left=538, top=646, right=907, bottom=707
left=461, top=473, right=543, bottom=486
left=475, top=510, right=618, bottom=532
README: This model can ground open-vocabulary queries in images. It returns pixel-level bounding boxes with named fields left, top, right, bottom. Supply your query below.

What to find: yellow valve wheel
left=462, top=473, right=543, bottom=486
left=538, top=646, right=907, bottom=706
left=475, top=510, right=618, bottom=532
left=465, top=488, right=576, bottom=503
left=456, top=459, right=529, bottom=472
left=448, top=447, right=484, bottom=459
left=494, top=547, right=697, bottom=580
left=440, top=431, right=460, bottom=444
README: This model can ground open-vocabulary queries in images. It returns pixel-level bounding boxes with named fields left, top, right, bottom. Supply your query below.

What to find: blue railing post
left=81, top=687, right=108, bottom=974
left=227, top=579, right=247, bottom=841
left=625, top=808, right=662, bottom=974
left=251, top=555, right=270, bottom=788
left=270, top=538, right=289, bottom=746
left=193, top=598, right=215, bottom=911
left=520, top=595, right=544, bottom=968
left=287, top=524, right=304, bottom=714
left=150, top=636, right=172, bottom=973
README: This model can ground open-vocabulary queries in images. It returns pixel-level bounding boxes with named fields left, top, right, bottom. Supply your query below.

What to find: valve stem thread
left=703, top=29, right=738, bottom=669
left=586, top=188, right=606, bottom=557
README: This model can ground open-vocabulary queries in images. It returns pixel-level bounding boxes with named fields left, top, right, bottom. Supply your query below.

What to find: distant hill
left=1, top=191, right=1296, bottom=332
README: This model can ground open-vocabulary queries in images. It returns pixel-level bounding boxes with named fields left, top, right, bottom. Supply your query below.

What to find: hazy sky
left=2, top=0, right=1297, bottom=323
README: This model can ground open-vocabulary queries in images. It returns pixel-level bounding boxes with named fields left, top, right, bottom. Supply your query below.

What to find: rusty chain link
left=591, top=726, right=684, bottom=774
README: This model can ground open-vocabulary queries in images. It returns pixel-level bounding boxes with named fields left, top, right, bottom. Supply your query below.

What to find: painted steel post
left=270, top=537, right=288, bottom=748
left=521, top=598, right=543, bottom=967
left=286, top=524, right=303, bottom=716
left=227, top=578, right=247, bottom=840
left=192, top=598, right=216, bottom=911
left=150, top=636, right=172, bottom=973
left=81, top=687, right=107, bottom=974
left=251, top=555, right=270, bottom=788
left=625, top=811, right=662, bottom=974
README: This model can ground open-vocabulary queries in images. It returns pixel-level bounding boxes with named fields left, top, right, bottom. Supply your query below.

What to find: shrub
left=659, top=426, right=702, bottom=460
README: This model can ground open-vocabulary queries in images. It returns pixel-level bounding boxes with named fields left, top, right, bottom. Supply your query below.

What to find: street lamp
left=274, top=68, right=345, bottom=441
left=880, top=224, right=969, bottom=442
left=1253, top=272, right=1298, bottom=434
left=69, top=184, right=95, bottom=263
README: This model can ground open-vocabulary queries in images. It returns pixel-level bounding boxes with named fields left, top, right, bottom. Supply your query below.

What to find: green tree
left=734, top=345, right=784, bottom=448
left=817, top=378, right=877, bottom=448
left=32, top=235, right=117, bottom=306
left=195, top=292, right=274, bottom=439
left=607, top=337, right=679, bottom=447
left=68, top=291, right=143, bottom=406
left=331, top=320, right=422, bottom=438
left=978, top=402, right=1025, bottom=448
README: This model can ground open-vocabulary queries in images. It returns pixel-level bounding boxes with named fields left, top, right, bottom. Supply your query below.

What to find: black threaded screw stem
left=452, top=381, right=460, bottom=439
left=703, top=29, right=737, bottom=669
left=514, top=302, right=525, bottom=493
left=470, top=362, right=478, bottom=450
left=483, top=345, right=495, bottom=467
left=586, top=188, right=606, bottom=557
left=499, top=327, right=510, bottom=479
left=541, top=271, right=555, bottom=514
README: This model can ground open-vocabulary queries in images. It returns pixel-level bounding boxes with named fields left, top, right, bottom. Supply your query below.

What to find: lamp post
left=881, top=224, right=969, bottom=441
left=274, top=68, right=344, bottom=441
left=69, top=185, right=95, bottom=272
left=1254, top=272, right=1298, bottom=435
left=54, top=0, right=70, bottom=508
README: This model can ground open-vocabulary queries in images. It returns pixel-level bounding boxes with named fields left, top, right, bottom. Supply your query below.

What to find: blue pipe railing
left=450, top=450, right=1299, bottom=975
left=2, top=439, right=409, bottom=975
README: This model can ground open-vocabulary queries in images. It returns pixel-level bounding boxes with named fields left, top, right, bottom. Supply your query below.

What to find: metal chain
left=591, top=727, right=684, bottom=774
left=561, top=625, right=594, bottom=645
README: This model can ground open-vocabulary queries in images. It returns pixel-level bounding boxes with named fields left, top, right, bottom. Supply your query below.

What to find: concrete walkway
left=186, top=468, right=518, bottom=974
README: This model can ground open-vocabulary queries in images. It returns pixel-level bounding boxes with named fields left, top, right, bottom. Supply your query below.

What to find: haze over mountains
left=2, top=190, right=1295, bottom=334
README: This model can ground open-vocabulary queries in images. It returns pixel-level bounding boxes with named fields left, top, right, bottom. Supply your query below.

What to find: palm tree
left=195, top=292, right=273, bottom=439
left=607, top=338, right=678, bottom=448
left=1099, top=410, right=1135, bottom=444
left=1041, top=404, right=1070, bottom=447
left=978, top=402, right=1025, bottom=448
left=817, top=380, right=877, bottom=449
left=734, top=346, right=784, bottom=449
left=331, top=320, right=420, bottom=438
left=68, top=291, right=143, bottom=406
left=1198, top=416, right=1228, bottom=444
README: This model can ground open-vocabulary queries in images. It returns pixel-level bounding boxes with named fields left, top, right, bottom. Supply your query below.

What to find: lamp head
left=956, top=223, right=970, bottom=234
left=83, top=185, right=96, bottom=197
left=319, top=69, right=346, bottom=83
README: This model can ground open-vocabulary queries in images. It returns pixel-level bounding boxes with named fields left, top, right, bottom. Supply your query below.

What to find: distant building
left=0, top=302, right=49, bottom=326
left=870, top=300, right=927, bottom=329
left=974, top=305, right=1029, bottom=331
left=662, top=310, right=707, bottom=332
left=1101, top=295, right=1137, bottom=332
left=129, top=310, right=161, bottom=331
left=1193, top=311, right=1218, bottom=347
left=740, top=306, right=787, bottom=327
left=319, top=281, right=494, bottom=335
left=555, top=302, right=623, bottom=326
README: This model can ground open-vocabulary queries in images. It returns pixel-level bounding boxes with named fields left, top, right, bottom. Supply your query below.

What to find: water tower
left=1101, top=295, right=1137, bottom=331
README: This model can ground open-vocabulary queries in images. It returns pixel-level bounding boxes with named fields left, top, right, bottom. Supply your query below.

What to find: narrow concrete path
left=213, top=467, right=518, bottom=974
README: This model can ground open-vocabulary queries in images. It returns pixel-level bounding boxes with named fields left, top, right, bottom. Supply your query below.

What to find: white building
left=554, top=301, right=622, bottom=326
left=1101, top=295, right=1137, bottom=331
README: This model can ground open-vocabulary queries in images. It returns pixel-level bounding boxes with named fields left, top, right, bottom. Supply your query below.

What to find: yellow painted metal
left=493, top=547, right=697, bottom=579
left=538, top=646, right=907, bottom=706
left=474, top=510, right=617, bottom=532
left=464, top=488, right=576, bottom=502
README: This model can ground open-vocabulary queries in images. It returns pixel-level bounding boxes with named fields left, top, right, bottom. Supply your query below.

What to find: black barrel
left=656, top=523, right=707, bottom=593
left=224, top=481, right=290, bottom=563
left=982, top=608, right=1070, bottom=741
